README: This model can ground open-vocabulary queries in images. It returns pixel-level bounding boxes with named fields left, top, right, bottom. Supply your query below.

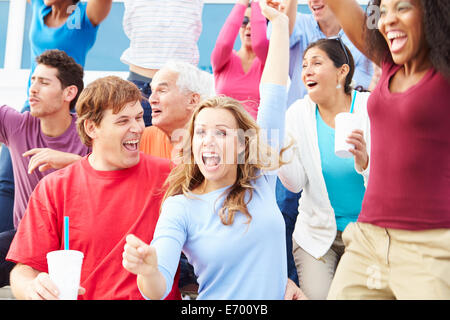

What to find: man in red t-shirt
left=6, top=76, right=181, bottom=300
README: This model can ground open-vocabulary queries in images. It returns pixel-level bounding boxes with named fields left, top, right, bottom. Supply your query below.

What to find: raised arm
left=323, top=0, right=380, bottom=64
left=257, top=0, right=289, bottom=150
left=211, top=1, right=248, bottom=72
left=260, top=2, right=289, bottom=88
left=249, top=1, right=270, bottom=62
left=282, top=0, right=298, bottom=36
left=86, top=0, right=112, bottom=26
left=256, top=1, right=289, bottom=181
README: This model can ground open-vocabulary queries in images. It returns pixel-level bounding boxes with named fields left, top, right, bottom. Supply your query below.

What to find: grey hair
left=161, top=60, right=215, bottom=101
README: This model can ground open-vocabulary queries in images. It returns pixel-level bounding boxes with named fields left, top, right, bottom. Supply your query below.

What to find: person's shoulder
left=139, top=152, right=171, bottom=171
left=164, top=193, right=188, bottom=206
left=287, top=96, right=314, bottom=115
left=296, top=12, right=314, bottom=26
left=73, top=1, right=88, bottom=13
left=34, top=157, right=86, bottom=194
left=0, top=105, right=27, bottom=117
left=31, top=0, right=45, bottom=9
left=142, top=126, right=163, bottom=140
left=46, top=156, right=86, bottom=180
left=0, top=106, right=36, bottom=127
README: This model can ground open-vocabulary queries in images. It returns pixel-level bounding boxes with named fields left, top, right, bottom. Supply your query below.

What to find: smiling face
left=377, top=0, right=427, bottom=65
left=192, top=107, right=244, bottom=193
left=302, top=47, right=346, bottom=104
left=88, top=100, right=145, bottom=171
left=307, top=0, right=335, bottom=23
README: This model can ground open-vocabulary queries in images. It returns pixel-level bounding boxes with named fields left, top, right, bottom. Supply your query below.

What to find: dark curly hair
left=35, top=49, right=84, bottom=111
left=364, top=0, right=450, bottom=79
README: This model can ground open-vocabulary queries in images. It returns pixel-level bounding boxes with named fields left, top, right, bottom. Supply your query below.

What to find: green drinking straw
left=64, top=216, right=69, bottom=250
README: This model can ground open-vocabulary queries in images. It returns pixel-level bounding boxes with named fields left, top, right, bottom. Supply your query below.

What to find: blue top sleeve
left=150, top=197, right=188, bottom=299
left=257, top=82, right=288, bottom=151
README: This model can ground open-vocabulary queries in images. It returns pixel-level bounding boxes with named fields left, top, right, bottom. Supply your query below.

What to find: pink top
left=211, top=2, right=269, bottom=119
left=358, top=57, right=450, bottom=230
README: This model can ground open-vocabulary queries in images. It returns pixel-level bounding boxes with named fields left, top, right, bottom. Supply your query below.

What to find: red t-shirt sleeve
left=7, top=177, right=62, bottom=272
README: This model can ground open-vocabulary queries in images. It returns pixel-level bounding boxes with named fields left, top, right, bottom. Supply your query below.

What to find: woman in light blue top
left=122, top=3, right=306, bottom=300
left=278, top=38, right=371, bottom=299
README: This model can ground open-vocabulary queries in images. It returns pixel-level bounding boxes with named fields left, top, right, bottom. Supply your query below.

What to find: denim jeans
left=127, top=72, right=153, bottom=127
left=0, top=147, right=14, bottom=233
left=0, top=229, right=16, bottom=287
left=276, top=178, right=301, bottom=286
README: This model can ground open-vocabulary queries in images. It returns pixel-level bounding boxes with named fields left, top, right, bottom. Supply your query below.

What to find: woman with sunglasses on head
left=122, top=2, right=308, bottom=300
left=323, top=0, right=450, bottom=299
left=277, top=38, right=371, bottom=300
left=211, top=0, right=269, bottom=120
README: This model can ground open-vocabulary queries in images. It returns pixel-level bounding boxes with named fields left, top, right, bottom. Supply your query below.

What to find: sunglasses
left=328, top=36, right=350, bottom=66
left=241, top=16, right=250, bottom=27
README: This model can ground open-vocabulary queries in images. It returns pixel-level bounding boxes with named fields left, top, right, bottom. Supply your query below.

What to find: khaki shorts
left=327, top=222, right=450, bottom=300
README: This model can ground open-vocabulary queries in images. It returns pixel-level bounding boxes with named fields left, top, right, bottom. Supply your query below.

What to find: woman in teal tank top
left=278, top=38, right=371, bottom=299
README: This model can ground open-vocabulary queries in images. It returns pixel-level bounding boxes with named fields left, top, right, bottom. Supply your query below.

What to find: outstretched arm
left=256, top=1, right=289, bottom=187
left=260, top=2, right=289, bottom=88
left=211, top=1, right=248, bottom=72
left=249, top=1, right=270, bottom=62
left=257, top=0, right=289, bottom=138
left=281, top=0, right=298, bottom=36
left=122, top=234, right=167, bottom=300
left=23, top=148, right=83, bottom=174
left=323, top=0, right=380, bottom=64
left=86, top=0, right=112, bottom=26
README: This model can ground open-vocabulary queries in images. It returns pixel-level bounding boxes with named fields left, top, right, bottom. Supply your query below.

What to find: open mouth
left=123, top=139, right=139, bottom=152
left=202, top=152, right=221, bottom=170
left=151, top=109, right=162, bottom=117
left=306, top=80, right=318, bottom=89
left=312, top=5, right=325, bottom=12
left=387, top=31, right=407, bottom=53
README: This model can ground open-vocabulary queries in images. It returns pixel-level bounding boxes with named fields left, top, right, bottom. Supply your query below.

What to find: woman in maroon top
left=323, top=0, right=450, bottom=299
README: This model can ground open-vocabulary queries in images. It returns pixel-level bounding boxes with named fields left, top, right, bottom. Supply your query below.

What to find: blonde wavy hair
left=162, top=96, right=289, bottom=226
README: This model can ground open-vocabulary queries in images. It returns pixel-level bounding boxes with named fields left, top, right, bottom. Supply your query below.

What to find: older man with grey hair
left=139, top=61, right=214, bottom=160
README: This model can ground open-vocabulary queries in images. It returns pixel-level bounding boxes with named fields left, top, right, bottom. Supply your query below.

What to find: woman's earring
left=336, top=83, right=342, bottom=89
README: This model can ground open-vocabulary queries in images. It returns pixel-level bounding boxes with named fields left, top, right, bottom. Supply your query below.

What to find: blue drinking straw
left=64, top=216, right=69, bottom=250
left=349, top=90, right=357, bottom=114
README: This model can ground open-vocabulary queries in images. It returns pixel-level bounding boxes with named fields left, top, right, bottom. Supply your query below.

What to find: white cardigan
left=278, top=90, right=371, bottom=259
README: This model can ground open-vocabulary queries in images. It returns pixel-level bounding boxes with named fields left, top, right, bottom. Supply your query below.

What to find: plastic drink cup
left=334, top=112, right=359, bottom=158
left=46, top=250, right=84, bottom=300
